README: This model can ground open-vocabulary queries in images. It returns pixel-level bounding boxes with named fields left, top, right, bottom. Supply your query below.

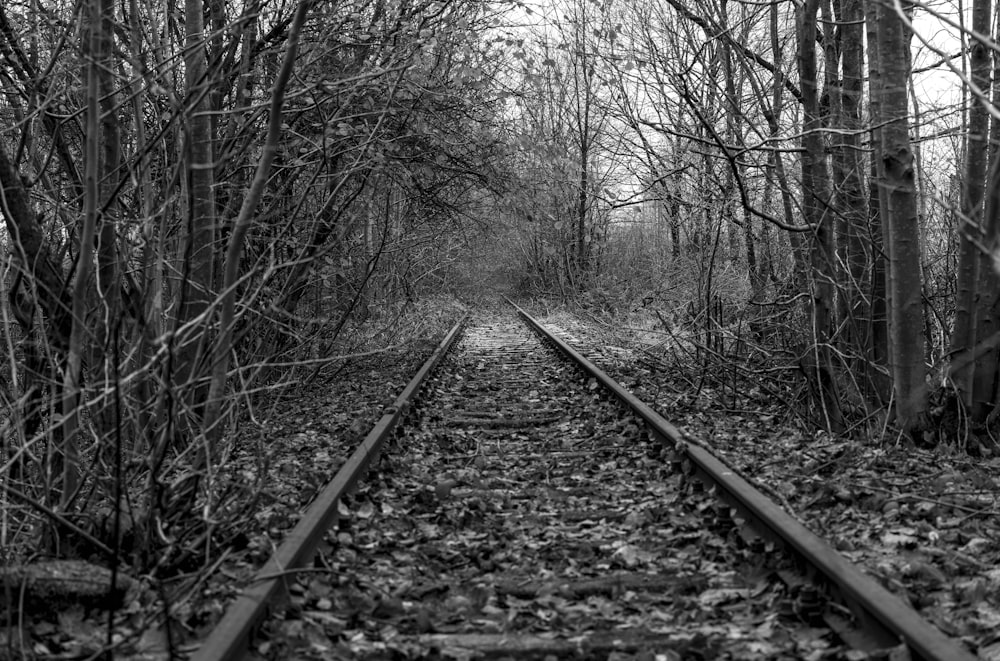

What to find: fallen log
left=0, top=560, right=135, bottom=620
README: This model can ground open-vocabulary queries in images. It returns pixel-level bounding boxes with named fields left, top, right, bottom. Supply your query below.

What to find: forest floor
left=5, top=296, right=1000, bottom=660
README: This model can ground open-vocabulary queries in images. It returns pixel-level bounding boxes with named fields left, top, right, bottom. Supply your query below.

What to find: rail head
left=506, top=298, right=975, bottom=661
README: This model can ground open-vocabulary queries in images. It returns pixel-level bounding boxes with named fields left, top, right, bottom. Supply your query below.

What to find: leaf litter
left=254, top=314, right=883, bottom=660
left=0, top=303, right=455, bottom=660
left=534, top=308, right=994, bottom=657
left=22, top=302, right=983, bottom=659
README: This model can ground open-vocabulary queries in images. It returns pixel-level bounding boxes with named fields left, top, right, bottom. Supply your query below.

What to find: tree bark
left=569, top=0, right=597, bottom=278
left=175, top=0, right=218, bottom=402
left=769, top=0, right=808, bottom=292
left=94, top=0, right=122, bottom=449
left=62, top=0, right=109, bottom=503
left=799, top=0, right=845, bottom=432
left=832, top=0, right=871, bottom=361
left=0, top=143, right=71, bottom=349
left=949, top=0, right=994, bottom=419
left=874, top=0, right=928, bottom=435
left=721, top=0, right=742, bottom=266
left=865, top=0, right=891, bottom=401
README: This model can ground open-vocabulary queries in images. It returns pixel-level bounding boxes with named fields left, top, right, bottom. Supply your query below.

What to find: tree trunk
left=175, top=0, right=218, bottom=407
left=570, top=2, right=595, bottom=280
left=949, top=0, right=994, bottom=419
left=721, top=0, right=742, bottom=267
left=822, top=0, right=846, bottom=319
left=798, top=0, right=845, bottom=432
left=864, top=0, right=891, bottom=401
left=669, top=198, right=681, bottom=259
left=155, top=0, right=221, bottom=522
left=95, top=0, right=122, bottom=450
left=577, top=141, right=589, bottom=276
left=831, top=0, right=876, bottom=401
left=873, top=0, right=928, bottom=435
left=768, top=0, right=808, bottom=292
left=0, top=142, right=73, bottom=490
left=61, top=0, right=114, bottom=505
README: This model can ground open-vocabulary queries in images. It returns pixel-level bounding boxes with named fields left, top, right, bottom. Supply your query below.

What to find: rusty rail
left=509, top=298, right=974, bottom=661
left=189, top=315, right=467, bottom=661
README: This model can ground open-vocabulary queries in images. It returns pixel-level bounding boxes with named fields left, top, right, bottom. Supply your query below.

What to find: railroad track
left=192, top=304, right=974, bottom=660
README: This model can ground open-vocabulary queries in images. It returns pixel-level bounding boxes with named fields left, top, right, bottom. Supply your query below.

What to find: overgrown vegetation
left=1, top=0, right=999, bottom=651
left=493, top=0, right=1000, bottom=448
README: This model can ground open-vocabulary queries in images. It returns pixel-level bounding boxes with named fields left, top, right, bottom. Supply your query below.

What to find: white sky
left=909, top=0, right=969, bottom=110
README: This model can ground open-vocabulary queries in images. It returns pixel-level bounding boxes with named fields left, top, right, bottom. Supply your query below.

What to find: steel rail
left=189, top=315, right=467, bottom=661
left=509, top=299, right=975, bottom=661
